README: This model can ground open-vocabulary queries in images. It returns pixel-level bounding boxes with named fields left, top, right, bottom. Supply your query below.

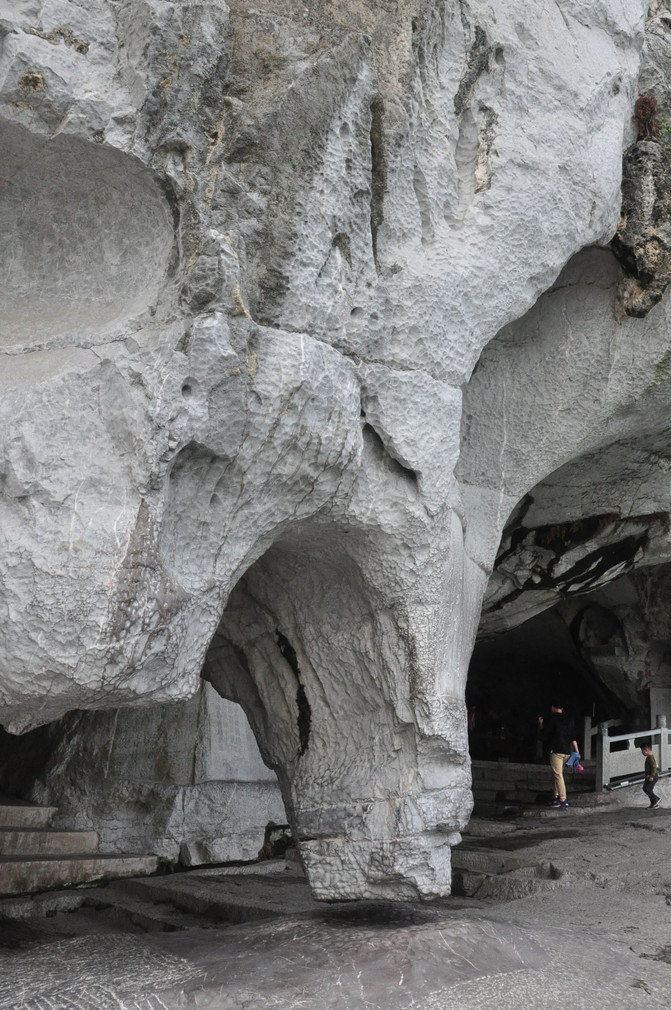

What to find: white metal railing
left=596, top=715, right=670, bottom=791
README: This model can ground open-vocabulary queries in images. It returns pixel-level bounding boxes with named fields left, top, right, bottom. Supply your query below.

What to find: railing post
left=583, top=716, right=593, bottom=760
left=595, top=722, right=609, bottom=791
left=657, top=714, right=669, bottom=772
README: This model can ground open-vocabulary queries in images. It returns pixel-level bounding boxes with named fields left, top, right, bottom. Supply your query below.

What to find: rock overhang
left=0, top=0, right=664, bottom=899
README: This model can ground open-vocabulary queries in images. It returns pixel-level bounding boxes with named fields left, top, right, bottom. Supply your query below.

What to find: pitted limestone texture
left=612, top=4, right=671, bottom=316
left=205, top=528, right=472, bottom=900
left=0, top=121, right=174, bottom=347
left=612, top=138, right=671, bottom=317
left=459, top=245, right=671, bottom=611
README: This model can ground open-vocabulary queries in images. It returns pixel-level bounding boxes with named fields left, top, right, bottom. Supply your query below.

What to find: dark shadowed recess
left=466, top=605, right=626, bottom=763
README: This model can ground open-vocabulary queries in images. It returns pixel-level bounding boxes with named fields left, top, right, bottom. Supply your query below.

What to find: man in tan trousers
left=538, top=702, right=579, bottom=809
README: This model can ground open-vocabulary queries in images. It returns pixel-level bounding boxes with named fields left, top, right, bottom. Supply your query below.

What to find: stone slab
left=0, top=804, right=58, bottom=829
left=0, top=888, right=89, bottom=920
left=113, top=870, right=319, bottom=923
left=463, top=818, right=518, bottom=838
left=451, top=848, right=537, bottom=874
left=0, top=855, right=158, bottom=897
left=0, top=829, right=99, bottom=857
left=82, top=885, right=210, bottom=933
left=451, top=869, right=488, bottom=897
left=474, top=874, right=562, bottom=901
left=0, top=859, right=298, bottom=920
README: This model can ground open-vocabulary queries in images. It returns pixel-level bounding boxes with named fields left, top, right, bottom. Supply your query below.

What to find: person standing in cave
left=538, top=702, right=580, bottom=808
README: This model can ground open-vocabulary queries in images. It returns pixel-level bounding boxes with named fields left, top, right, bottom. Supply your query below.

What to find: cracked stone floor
left=2, top=804, right=671, bottom=1009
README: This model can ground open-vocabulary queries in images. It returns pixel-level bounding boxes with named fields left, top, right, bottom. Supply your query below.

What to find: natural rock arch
left=203, top=524, right=471, bottom=900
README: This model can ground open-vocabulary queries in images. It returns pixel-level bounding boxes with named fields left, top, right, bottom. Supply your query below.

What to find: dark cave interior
left=467, top=604, right=629, bottom=763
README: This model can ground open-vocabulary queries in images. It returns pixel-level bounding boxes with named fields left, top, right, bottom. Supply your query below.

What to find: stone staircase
left=78, top=865, right=316, bottom=931
left=0, top=797, right=158, bottom=897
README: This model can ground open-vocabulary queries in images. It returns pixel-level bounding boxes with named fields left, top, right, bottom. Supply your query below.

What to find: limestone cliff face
left=0, top=0, right=663, bottom=899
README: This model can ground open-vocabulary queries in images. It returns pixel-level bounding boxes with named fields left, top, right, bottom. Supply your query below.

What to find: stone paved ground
left=2, top=804, right=671, bottom=1009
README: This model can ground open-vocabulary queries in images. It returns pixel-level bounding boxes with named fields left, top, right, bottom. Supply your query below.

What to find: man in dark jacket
left=538, top=702, right=579, bottom=808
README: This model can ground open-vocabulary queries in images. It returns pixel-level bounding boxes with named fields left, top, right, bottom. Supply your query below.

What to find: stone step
left=82, top=885, right=211, bottom=932
left=452, top=853, right=564, bottom=901
left=463, top=817, right=519, bottom=839
left=110, top=876, right=287, bottom=923
left=451, top=847, right=537, bottom=875
left=471, top=800, right=523, bottom=818
left=0, top=887, right=90, bottom=919
left=522, top=792, right=619, bottom=819
left=453, top=867, right=565, bottom=902
left=567, top=791, right=618, bottom=807
left=0, top=802, right=58, bottom=829
left=0, top=828, right=99, bottom=857
left=112, top=869, right=318, bottom=923
left=0, top=860, right=299, bottom=922
left=472, top=780, right=596, bottom=802
left=0, top=854, right=158, bottom=897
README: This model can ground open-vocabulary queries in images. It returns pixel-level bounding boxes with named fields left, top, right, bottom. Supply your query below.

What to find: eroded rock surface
left=613, top=5, right=671, bottom=315
left=0, top=0, right=666, bottom=899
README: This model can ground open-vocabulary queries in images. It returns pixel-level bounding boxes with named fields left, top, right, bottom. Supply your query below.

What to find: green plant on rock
left=157, top=856, right=180, bottom=875
left=258, top=822, right=294, bottom=861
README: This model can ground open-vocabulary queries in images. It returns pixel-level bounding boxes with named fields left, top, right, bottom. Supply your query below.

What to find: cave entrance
left=466, top=603, right=626, bottom=765
left=467, top=558, right=671, bottom=770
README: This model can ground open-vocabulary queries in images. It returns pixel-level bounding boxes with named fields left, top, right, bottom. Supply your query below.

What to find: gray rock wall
left=2, top=0, right=670, bottom=899
left=0, top=683, right=285, bottom=862
left=465, top=246, right=671, bottom=639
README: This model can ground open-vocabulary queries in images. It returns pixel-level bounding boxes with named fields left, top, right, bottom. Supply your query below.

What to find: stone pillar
left=595, top=723, right=609, bottom=791
left=657, top=714, right=669, bottom=773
